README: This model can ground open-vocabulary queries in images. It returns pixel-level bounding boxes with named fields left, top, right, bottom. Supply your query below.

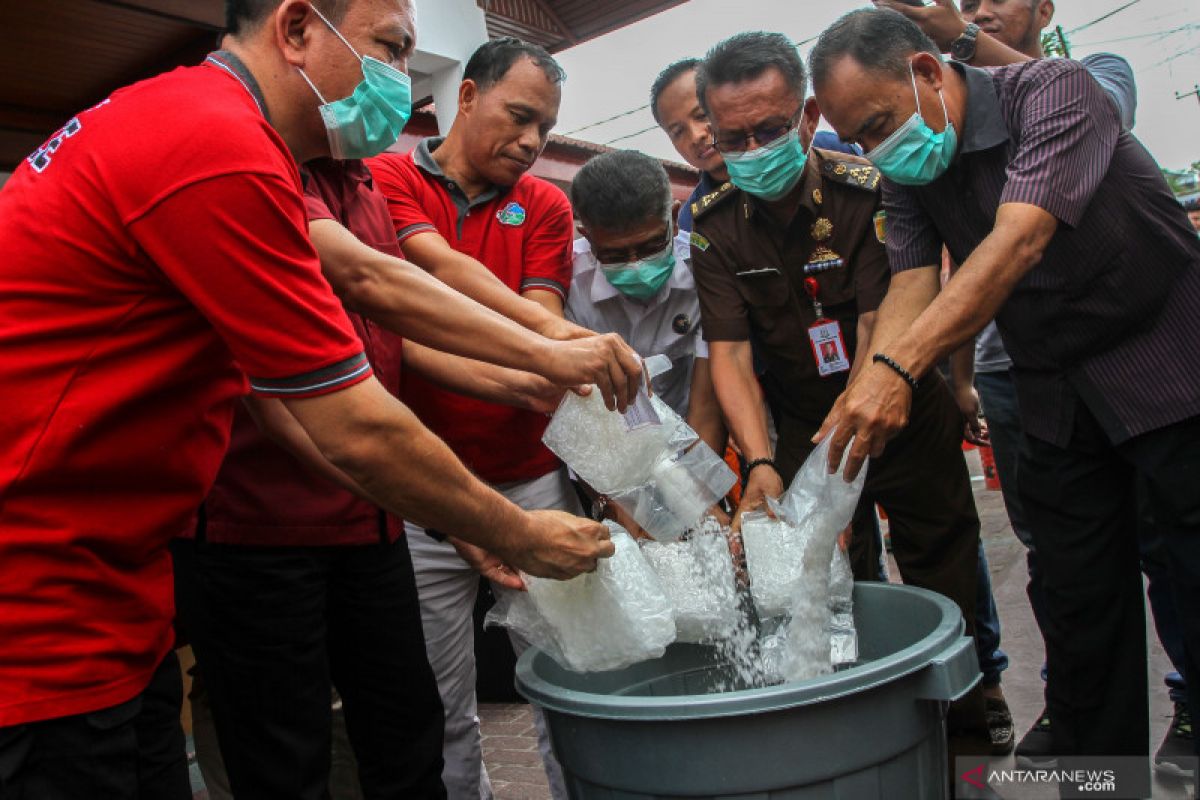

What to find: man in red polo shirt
left=0, top=2, right=617, bottom=796
left=366, top=39, right=587, bottom=799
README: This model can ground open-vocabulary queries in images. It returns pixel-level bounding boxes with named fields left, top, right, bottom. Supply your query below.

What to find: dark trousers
left=775, top=373, right=985, bottom=734
left=172, top=535, right=447, bottom=800
left=0, top=652, right=190, bottom=800
left=1018, top=404, right=1200, bottom=757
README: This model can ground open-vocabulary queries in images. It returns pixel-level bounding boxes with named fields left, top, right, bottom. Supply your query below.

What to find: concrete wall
left=410, top=0, right=489, bottom=134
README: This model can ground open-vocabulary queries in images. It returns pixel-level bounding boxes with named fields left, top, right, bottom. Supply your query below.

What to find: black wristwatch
left=950, top=22, right=980, bottom=63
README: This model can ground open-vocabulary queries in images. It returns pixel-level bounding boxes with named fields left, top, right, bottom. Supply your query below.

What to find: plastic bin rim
left=515, top=583, right=966, bottom=721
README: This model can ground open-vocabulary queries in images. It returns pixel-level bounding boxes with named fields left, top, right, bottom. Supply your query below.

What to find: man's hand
left=815, top=362, right=914, bottom=482
left=500, top=509, right=616, bottom=580
left=953, top=382, right=990, bottom=447
left=449, top=536, right=525, bottom=590
left=732, top=465, right=784, bottom=531
left=538, top=315, right=598, bottom=342
left=873, top=0, right=967, bottom=51
left=512, top=373, right=569, bottom=415
left=541, top=334, right=643, bottom=413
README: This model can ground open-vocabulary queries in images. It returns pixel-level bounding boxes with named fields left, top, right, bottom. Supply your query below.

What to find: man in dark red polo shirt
left=366, top=39, right=581, bottom=799
left=0, top=2, right=618, bottom=796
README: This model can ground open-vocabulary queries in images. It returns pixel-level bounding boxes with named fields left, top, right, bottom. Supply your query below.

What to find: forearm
left=403, top=341, right=549, bottom=410
left=709, top=342, right=772, bottom=461
left=848, top=311, right=878, bottom=381
left=284, top=380, right=528, bottom=552
left=243, top=396, right=363, bottom=496
left=967, top=31, right=1036, bottom=67
left=685, top=358, right=728, bottom=456
left=311, top=219, right=552, bottom=372
left=886, top=206, right=1056, bottom=378
left=949, top=341, right=976, bottom=394
left=430, top=255, right=565, bottom=336
left=859, top=268, right=941, bottom=365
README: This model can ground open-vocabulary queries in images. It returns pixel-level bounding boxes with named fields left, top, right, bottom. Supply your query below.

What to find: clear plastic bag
left=486, top=523, right=676, bottom=672
left=542, top=356, right=736, bottom=541
left=828, top=546, right=858, bottom=666
left=640, top=522, right=740, bottom=642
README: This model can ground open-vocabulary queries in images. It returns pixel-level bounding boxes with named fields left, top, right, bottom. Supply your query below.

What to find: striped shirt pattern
left=885, top=60, right=1200, bottom=447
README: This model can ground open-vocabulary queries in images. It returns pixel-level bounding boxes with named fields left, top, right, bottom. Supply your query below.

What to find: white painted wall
left=410, top=0, right=489, bottom=133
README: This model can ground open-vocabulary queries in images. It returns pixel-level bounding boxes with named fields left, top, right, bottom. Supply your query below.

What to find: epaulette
left=819, top=151, right=881, bottom=192
left=690, top=181, right=737, bottom=220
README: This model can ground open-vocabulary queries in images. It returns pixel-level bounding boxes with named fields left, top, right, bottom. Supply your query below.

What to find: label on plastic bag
left=620, top=386, right=661, bottom=431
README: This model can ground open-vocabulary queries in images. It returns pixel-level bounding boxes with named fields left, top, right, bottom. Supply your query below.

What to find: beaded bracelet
left=872, top=353, right=920, bottom=391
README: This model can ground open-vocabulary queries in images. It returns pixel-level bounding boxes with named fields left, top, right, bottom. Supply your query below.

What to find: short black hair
left=696, top=32, right=805, bottom=114
left=809, top=8, right=942, bottom=89
left=224, top=0, right=346, bottom=36
left=571, top=150, right=671, bottom=233
left=649, top=58, right=701, bottom=126
left=463, top=37, right=566, bottom=92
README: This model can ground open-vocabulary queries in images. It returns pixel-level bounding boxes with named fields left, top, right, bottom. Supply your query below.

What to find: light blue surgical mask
left=723, top=128, right=809, bottom=201
left=600, top=231, right=676, bottom=300
left=867, top=61, right=958, bottom=186
left=298, top=6, right=412, bottom=160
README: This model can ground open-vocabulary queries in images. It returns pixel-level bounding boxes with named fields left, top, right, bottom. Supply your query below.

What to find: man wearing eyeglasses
left=690, top=31, right=990, bottom=747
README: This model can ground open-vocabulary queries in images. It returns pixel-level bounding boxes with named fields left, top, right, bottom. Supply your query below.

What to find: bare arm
left=873, top=0, right=1035, bottom=66
left=403, top=342, right=565, bottom=414
left=685, top=357, right=727, bottom=457
left=402, top=230, right=586, bottom=340
left=849, top=310, right=878, bottom=382
left=242, top=395, right=361, bottom=495
left=283, top=378, right=614, bottom=578
left=311, top=219, right=642, bottom=410
left=819, top=203, right=1058, bottom=478
left=709, top=340, right=783, bottom=526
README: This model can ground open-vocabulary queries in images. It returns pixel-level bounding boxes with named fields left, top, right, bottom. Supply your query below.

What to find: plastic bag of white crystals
left=542, top=355, right=736, bottom=541
left=640, top=520, right=739, bottom=642
left=741, top=435, right=867, bottom=682
left=488, top=523, right=676, bottom=672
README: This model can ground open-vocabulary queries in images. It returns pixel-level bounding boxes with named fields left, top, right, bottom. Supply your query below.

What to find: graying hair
left=570, top=150, right=671, bottom=232
left=809, top=8, right=942, bottom=89
left=696, top=31, right=806, bottom=114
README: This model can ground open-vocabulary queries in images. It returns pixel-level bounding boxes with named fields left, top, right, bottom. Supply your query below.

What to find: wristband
left=745, top=458, right=777, bottom=476
left=872, top=353, right=919, bottom=391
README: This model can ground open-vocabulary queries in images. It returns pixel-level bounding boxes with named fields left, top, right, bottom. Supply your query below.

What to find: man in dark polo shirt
left=810, top=8, right=1200, bottom=765
left=689, top=31, right=989, bottom=746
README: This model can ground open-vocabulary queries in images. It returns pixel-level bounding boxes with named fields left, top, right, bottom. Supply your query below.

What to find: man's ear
left=670, top=199, right=682, bottom=220
left=911, top=51, right=945, bottom=91
left=801, top=97, right=821, bottom=143
left=1037, top=1, right=1056, bottom=32
left=458, top=79, right=478, bottom=116
left=274, top=0, right=318, bottom=68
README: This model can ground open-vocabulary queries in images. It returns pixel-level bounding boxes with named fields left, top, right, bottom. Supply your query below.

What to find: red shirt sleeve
left=128, top=171, right=372, bottom=398
left=366, top=153, right=438, bottom=244
left=518, top=183, right=574, bottom=300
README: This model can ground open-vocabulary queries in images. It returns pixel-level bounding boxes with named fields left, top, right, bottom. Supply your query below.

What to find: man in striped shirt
left=809, top=7, right=1200, bottom=766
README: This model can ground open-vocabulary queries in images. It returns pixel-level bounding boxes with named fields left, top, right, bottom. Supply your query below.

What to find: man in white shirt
left=566, top=149, right=725, bottom=455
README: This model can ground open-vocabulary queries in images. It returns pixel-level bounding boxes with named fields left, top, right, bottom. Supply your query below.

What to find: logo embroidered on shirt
left=873, top=210, right=887, bottom=244
left=689, top=231, right=711, bottom=252
left=672, top=314, right=691, bottom=334
left=496, top=201, right=526, bottom=226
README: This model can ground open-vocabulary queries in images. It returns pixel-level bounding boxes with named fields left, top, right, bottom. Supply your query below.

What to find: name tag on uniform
left=808, top=320, right=851, bottom=377
left=735, top=267, right=782, bottom=277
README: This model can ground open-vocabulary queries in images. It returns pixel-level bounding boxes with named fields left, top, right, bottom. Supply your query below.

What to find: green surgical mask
left=723, top=128, right=808, bottom=201
left=298, top=6, right=412, bottom=160
left=866, top=60, right=958, bottom=186
left=600, top=235, right=676, bottom=300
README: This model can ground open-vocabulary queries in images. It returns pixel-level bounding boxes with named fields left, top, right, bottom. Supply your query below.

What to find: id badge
left=808, top=319, right=851, bottom=377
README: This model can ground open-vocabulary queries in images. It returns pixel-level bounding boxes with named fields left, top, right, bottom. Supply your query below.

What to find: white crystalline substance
left=741, top=512, right=812, bottom=619
left=828, top=547, right=858, bottom=665
left=640, top=525, right=739, bottom=642
left=541, top=387, right=684, bottom=495
left=779, top=527, right=836, bottom=682
left=522, top=525, right=676, bottom=672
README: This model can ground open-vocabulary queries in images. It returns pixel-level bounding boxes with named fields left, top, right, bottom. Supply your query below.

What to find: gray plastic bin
left=515, top=582, right=979, bottom=799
